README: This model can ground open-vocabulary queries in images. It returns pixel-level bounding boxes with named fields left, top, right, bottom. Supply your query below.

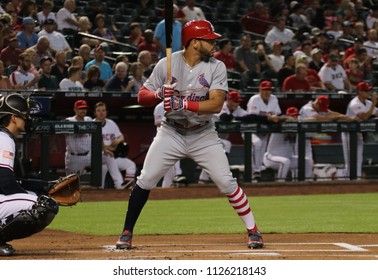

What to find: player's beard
left=199, top=47, right=213, bottom=63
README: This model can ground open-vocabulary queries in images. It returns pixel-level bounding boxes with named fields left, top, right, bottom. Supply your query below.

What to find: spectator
left=255, top=40, right=275, bottom=79
left=327, top=20, right=343, bottom=40
left=16, top=17, right=38, bottom=50
left=0, top=60, right=12, bottom=89
left=56, top=0, right=79, bottom=34
left=70, top=55, right=86, bottom=83
left=346, top=58, right=364, bottom=89
left=51, top=51, right=68, bottom=83
left=289, top=2, right=311, bottom=29
left=112, top=54, right=129, bottom=72
left=38, top=19, right=72, bottom=54
left=128, top=62, right=147, bottom=96
left=22, top=47, right=39, bottom=76
left=363, top=28, right=378, bottom=58
left=84, top=45, right=112, bottom=82
left=344, top=37, right=364, bottom=61
left=36, top=0, right=56, bottom=26
left=59, top=65, right=84, bottom=91
left=128, top=22, right=143, bottom=46
left=263, top=107, right=313, bottom=182
left=264, top=17, right=295, bottom=53
left=104, top=62, right=134, bottom=92
left=9, top=53, right=39, bottom=90
left=309, top=48, right=324, bottom=72
left=0, top=35, right=22, bottom=67
left=342, top=82, right=378, bottom=178
left=75, top=16, right=100, bottom=48
left=154, top=4, right=182, bottom=59
left=240, top=1, right=272, bottom=35
left=277, top=53, right=296, bottom=88
left=137, top=50, right=153, bottom=78
left=92, top=13, right=116, bottom=41
left=213, top=38, right=235, bottom=71
left=93, top=102, right=136, bottom=189
left=18, top=0, right=37, bottom=23
left=26, top=36, right=54, bottom=68
left=337, top=21, right=356, bottom=50
left=38, top=56, right=59, bottom=90
left=366, top=5, right=378, bottom=29
left=246, top=80, right=282, bottom=181
left=295, top=54, right=324, bottom=91
left=234, top=35, right=261, bottom=88
left=78, top=44, right=91, bottom=66
left=138, top=29, right=159, bottom=64
left=282, top=63, right=311, bottom=92
left=182, top=0, right=206, bottom=21
left=318, top=53, right=351, bottom=92
left=64, top=99, right=92, bottom=175
left=83, top=65, right=104, bottom=91
left=267, top=41, right=285, bottom=73
left=293, top=42, right=312, bottom=63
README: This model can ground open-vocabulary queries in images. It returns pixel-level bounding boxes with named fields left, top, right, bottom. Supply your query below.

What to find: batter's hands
left=164, top=96, right=187, bottom=111
left=155, top=83, right=177, bottom=100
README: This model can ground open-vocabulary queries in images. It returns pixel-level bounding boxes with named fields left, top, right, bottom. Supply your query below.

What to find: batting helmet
left=182, top=20, right=221, bottom=47
left=0, top=93, right=31, bottom=120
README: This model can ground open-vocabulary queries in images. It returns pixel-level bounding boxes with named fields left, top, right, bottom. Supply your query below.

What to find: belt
left=167, top=120, right=209, bottom=131
left=70, top=151, right=89, bottom=156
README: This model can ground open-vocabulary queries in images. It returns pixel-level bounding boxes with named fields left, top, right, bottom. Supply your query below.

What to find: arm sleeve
left=138, top=86, right=160, bottom=107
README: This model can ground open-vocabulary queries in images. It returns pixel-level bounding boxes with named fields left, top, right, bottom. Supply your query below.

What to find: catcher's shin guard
left=0, top=195, right=59, bottom=243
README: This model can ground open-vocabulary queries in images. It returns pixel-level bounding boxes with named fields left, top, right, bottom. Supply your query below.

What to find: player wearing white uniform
left=299, top=95, right=354, bottom=179
left=116, top=20, right=264, bottom=250
left=342, top=82, right=378, bottom=178
left=198, top=91, right=246, bottom=183
left=247, top=80, right=282, bottom=181
left=263, top=107, right=313, bottom=181
left=94, top=102, right=136, bottom=189
left=0, top=94, right=58, bottom=256
left=65, top=100, right=92, bottom=175
left=153, top=101, right=186, bottom=188
left=318, top=53, right=351, bottom=92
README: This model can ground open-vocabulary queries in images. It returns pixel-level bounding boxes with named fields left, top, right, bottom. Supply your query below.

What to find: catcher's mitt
left=48, top=174, right=81, bottom=206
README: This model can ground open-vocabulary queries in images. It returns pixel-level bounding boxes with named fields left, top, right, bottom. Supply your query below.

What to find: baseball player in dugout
left=116, top=20, right=264, bottom=250
left=94, top=102, right=136, bottom=189
left=0, top=94, right=59, bottom=256
left=65, top=100, right=92, bottom=175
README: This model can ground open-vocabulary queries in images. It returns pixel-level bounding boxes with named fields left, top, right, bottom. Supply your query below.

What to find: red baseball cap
left=260, top=80, right=273, bottom=90
left=356, top=81, right=373, bottom=92
left=74, top=100, right=89, bottom=109
left=317, top=95, right=329, bottom=112
left=286, top=107, right=299, bottom=116
left=227, top=91, right=243, bottom=102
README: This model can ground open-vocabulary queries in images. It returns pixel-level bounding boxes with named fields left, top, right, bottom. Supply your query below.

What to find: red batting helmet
left=182, top=20, right=221, bottom=47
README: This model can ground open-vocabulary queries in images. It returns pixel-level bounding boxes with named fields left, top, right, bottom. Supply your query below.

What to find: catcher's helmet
left=0, top=93, right=31, bottom=120
left=182, top=19, right=221, bottom=47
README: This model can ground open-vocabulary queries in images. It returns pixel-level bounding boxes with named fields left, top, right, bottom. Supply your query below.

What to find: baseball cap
left=259, top=80, right=273, bottom=90
left=356, top=81, right=373, bottom=92
left=227, top=91, right=243, bottom=102
left=286, top=107, right=299, bottom=116
left=310, top=48, right=322, bottom=56
left=311, top=27, right=321, bottom=36
left=342, top=20, right=353, bottom=27
left=317, top=95, right=329, bottom=112
left=74, top=100, right=89, bottom=109
left=44, top=18, right=55, bottom=25
left=22, top=17, right=35, bottom=26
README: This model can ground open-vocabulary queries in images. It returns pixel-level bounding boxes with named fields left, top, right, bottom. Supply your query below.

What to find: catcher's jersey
left=346, top=96, right=378, bottom=117
left=98, top=118, right=122, bottom=146
left=0, top=131, right=15, bottom=171
left=65, top=116, right=93, bottom=154
left=246, top=94, right=281, bottom=116
left=144, top=50, right=228, bottom=127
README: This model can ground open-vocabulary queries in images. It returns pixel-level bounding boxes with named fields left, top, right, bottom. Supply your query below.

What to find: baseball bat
left=164, top=0, right=173, bottom=85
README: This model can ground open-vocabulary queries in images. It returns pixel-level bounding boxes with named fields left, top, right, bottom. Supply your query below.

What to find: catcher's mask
left=0, top=93, right=34, bottom=131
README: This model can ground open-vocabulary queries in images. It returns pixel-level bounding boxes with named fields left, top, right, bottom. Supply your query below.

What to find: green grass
left=48, top=193, right=378, bottom=235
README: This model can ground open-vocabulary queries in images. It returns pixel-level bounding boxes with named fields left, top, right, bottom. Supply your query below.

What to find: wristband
left=185, top=101, right=199, bottom=112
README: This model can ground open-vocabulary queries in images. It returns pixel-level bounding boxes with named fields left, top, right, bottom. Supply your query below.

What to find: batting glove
left=155, top=83, right=177, bottom=100
left=164, top=96, right=187, bottom=111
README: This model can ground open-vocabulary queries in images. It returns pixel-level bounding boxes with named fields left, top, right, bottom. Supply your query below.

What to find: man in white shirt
left=265, top=17, right=295, bottom=53
left=9, top=53, right=39, bottom=90
left=38, top=19, right=72, bottom=53
left=59, top=66, right=84, bottom=91
left=363, top=29, right=378, bottom=58
left=56, top=0, right=79, bottom=33
left=182, top=0, right=206, bottom=21
left=318, top=53, right=351, bottom=92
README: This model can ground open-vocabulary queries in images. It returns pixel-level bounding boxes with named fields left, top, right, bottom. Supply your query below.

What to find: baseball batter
left=116, top=20, right=264, bottom=250
left=0, top=94, right=58, bottom=256
left=65, top=100, right=92, bottom=175
left=341, top=81, right=378, bottom=178
left=246, top=80, right=282, bottom=181
left=263, top=107, right=313, bottom=181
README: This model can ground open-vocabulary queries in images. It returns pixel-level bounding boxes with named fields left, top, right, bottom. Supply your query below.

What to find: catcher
left=0, top=94, right=80, bottom=257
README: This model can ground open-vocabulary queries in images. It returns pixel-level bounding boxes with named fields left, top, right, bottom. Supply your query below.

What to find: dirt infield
left=7, top=181, right=378, bottom=260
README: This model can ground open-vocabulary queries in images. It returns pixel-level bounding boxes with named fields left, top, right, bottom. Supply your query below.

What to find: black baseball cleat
left=0, top=243, right=15, bottom=256
left=247, top=230, right=264, bottom=249
left=116, top=230, right=133, bottom=250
